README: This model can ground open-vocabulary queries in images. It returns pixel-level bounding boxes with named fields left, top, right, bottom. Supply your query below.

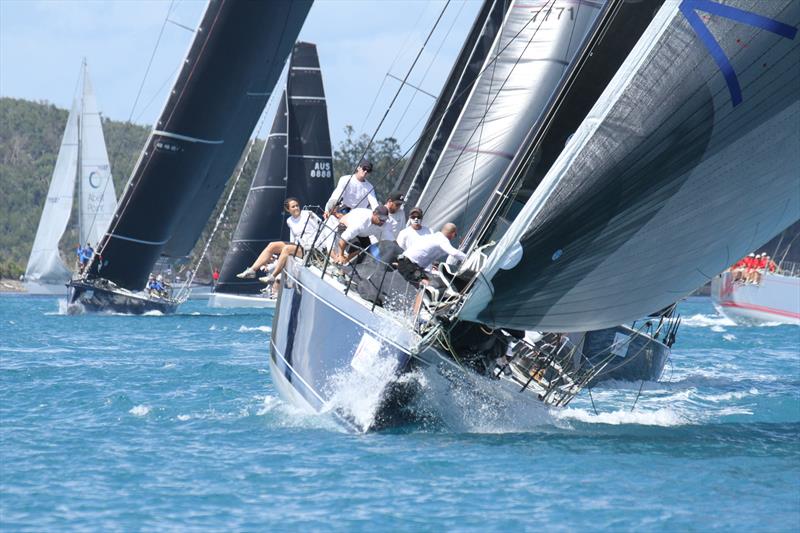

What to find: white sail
left=24, top=97, right=80, bottom=283
left=79, top=64, right=117, bottom=247
left=416, top=0, right=604, bottom=235
left=460, top=0, right=800, bottom=331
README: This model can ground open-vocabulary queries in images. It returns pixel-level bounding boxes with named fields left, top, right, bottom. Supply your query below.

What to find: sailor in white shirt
left=334, top=205, right=389, bottom=264
left=324, top=160, right=379, bottom=218
left=397, top=223, right=466, bottom=285
left=396, top=206, right=432, bottom=251
left=378, top=191, right=407, bottom=242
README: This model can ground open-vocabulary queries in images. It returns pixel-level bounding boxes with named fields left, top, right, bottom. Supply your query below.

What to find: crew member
left=333, top=205, right=389, bottom=264
left=396, top=207, right=432, bottom=251
left=397, top=223, right=466, bottom=286
left=324, top=160, right=379, bottom=219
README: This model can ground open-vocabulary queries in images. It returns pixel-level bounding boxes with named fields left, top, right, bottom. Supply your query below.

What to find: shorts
left=397, top=256, right=428, bottom=285
left=346, top=236, right=372, bottom=255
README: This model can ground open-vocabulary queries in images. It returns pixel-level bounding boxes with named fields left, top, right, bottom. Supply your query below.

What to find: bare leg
left=272, top=245, right=303, bottom=278
left=250, top=241, right=286, bottom=270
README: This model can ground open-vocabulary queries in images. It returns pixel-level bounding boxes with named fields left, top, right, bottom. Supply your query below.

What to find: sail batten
left=459, top=0, right=800, bottom=331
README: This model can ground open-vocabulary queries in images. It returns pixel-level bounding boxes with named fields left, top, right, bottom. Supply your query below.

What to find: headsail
left=25, top=97, right=80, bottom=283
left=88, top=0, right=313, bottom=290
left=78, top=63, right=117, bottom=247
left=460, top=0, right=800, bottom=331
left=214, top=42, right=334, bottom=295
left=416, top=0, right=605, bottom=236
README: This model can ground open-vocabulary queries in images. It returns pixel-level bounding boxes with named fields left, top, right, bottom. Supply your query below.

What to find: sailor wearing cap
left=334, top=205, right=389, bottom=264
left=396, top=206, right=432, bottom=250
left=324, top=159, right=379, bottom=219
left=379, top=191, right=407, bottom=241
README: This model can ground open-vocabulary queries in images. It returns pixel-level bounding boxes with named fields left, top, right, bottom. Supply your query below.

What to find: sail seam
left=250, top=185, right=287, bottom=190
left=288, top=154, right=333, bottom=159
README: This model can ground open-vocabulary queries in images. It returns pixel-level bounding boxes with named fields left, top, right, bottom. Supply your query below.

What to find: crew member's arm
left=440, top=237, right=467, bottom=262
left=324, top=176, right=347, bottom=216
left=367, top=187, right=379, bottom=210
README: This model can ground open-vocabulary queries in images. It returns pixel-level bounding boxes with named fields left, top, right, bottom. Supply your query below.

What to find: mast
left=77, top=58, right=86, bottom=246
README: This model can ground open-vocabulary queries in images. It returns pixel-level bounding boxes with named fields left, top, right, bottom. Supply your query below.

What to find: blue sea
left=1, top=295, right=798, bottom=531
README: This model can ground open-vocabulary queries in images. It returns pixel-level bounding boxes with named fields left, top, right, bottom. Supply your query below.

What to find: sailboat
left=209, top=42, right=334, bottom=309
left=269, top=0, right=799, bottom=431
left=24, top=60, right=117, bottom=295
left=711, top=221, right=800, bottom=325
left=67, top=0, right=313, bottom=314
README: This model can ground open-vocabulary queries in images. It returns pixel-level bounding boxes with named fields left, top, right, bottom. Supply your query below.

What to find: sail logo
left=680, top=0, right=797, bottom=107
left=88, top=170, right=102, bottom=189
left=310, top=161, right=332, bottom=179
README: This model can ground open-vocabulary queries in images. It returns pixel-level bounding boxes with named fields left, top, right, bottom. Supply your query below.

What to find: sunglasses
left=360, top=167, right=372, bottom=173
left=410, top=217, right=422, bottom=223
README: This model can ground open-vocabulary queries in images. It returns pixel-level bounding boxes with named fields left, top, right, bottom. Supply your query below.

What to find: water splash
left=129, top=405, right=151, bottom=417
left=237, top=325, right=271, bottom=333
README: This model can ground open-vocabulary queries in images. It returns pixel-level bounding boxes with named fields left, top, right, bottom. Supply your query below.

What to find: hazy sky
left=0, top=0, right=482, bottom=149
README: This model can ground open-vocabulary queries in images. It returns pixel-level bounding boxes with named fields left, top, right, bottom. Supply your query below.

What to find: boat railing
left=292, top=210, right=422, bottom=328
left=777, top=260, right=800, bottom=277
left=501, top=333, right=612, bottom=407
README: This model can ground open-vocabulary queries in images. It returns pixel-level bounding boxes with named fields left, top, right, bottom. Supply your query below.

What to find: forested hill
left=0, top=97, right=404, bottom=280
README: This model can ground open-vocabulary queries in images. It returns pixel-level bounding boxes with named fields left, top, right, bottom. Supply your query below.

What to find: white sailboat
left=24, top=60, right=118, bottom=295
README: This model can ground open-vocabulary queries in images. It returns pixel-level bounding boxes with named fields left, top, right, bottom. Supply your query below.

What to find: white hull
left=711, top=271, right=800, bottom=325
left=208, top=291, right=276, bottom=308
left=24, top=281, right=69, bottom=296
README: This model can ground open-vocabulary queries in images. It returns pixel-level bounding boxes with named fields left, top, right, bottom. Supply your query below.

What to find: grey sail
left=86, top=0, right=313, bottom=290
left=395, top=0, right=508, bottom=208
left=460, top=0, right=800, bottom=331
left=416, top=0, right=605, bottom=236
left=214, top=42, right=334, bottom=295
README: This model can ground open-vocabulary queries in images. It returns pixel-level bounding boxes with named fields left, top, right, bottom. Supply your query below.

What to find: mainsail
left=460, top=0, right=800, bottom=331
left=88, top=0, right=313, bottom=290
left=415, top=0, right=605, bottom=236
left=25, top=61, right=117, bottom=284
left=214, top=42, right=333, bottom=295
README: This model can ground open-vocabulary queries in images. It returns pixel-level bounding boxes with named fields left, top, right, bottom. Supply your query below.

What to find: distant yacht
left=24, top=60, right=117, bottom=295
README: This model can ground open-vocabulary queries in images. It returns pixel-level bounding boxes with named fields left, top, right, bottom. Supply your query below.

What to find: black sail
left=88, top=0, right=312, bottom=290
left=394, top=0, right=508, bottom=208
left=214, top=42, right=333, bottom=295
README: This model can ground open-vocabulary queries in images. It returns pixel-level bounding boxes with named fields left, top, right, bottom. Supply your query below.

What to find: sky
left=0, top=0, right=483, bottom=150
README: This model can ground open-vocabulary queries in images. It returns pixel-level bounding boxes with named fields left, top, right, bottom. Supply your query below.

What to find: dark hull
left=583, top=325, right=670, bottom=385
left=67, top=280, right=179, bottom=315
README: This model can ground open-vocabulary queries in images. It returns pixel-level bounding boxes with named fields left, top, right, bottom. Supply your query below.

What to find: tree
left=333, top=125, right=406, bottom=201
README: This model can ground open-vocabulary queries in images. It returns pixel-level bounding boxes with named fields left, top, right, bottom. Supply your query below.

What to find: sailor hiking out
left=236, top=198, right=324, bottom=294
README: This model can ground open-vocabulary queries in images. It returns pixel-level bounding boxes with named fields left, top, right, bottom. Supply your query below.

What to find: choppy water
left=1, top=295, right=798, bottom=531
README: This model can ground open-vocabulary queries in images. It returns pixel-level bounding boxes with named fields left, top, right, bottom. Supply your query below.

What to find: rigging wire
left=127, top=0, right=178, bottom=123
left=332, top=0, right=452, bottom=212
left=357, top=1, right=435, bottom=134
left=387, top=0, right=468, bottom=141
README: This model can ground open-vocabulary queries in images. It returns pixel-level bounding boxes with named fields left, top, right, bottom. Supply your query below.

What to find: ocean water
left=1, top=295, right=798, bottom=531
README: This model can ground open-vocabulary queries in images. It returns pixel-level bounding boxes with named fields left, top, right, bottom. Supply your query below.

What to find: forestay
left=460, top=0, right=800, bottom=331
left=416, top=0, right=604, bottom=236
left=215, top=42, right=333, bottom=295
left=88, top=0, right=313, bottom=290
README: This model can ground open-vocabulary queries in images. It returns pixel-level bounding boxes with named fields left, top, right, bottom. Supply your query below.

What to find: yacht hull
left=268, top=260, right=416, bottom=431
left=208, top=291, right=276, bottom=309
left=581, top=325, right=671, bottom=385
left=711, top=271, right=800, bottom=325
left=67, top=280, right=179, bottom=315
